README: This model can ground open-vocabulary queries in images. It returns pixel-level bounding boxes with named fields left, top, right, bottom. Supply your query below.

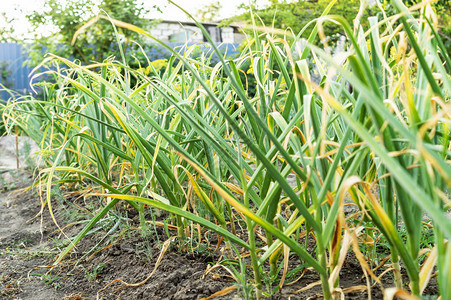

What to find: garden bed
left=0, top=171, right=439, bottom=299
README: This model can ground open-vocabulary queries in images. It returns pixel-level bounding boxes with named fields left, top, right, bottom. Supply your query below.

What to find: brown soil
left=0, top=171, right=439, bottom=299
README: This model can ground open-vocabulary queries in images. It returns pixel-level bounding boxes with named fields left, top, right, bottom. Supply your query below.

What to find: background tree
left=233, top=0, right=372, bottom=44
left=26, top=0, right=152, bottom=66
left=233, top=0, right=450, bottom=54
left=0, top=12, right=18, bottom=43
left=196, top=1, right=222, bottom=22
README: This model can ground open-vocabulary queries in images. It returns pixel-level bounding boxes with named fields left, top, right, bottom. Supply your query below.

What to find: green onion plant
left=3, top=0, right=450, bottom=298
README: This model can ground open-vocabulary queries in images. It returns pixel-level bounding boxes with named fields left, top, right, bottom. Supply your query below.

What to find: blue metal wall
left=0, top=43, right=32, bottom=100
left=0, top=42, right=239, bottom=101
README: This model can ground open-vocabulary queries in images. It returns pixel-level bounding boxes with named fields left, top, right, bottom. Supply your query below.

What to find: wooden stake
left=15, top=126, right=19, bottom=169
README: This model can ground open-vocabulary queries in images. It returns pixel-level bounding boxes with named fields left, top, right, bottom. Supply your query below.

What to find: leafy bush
left=25, top=0, right=153, bottom=67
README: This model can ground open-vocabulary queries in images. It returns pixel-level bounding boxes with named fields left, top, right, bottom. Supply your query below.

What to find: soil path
left=0, top=185, right=65, bottom=299
left=0, top=174, right=237, bottom=300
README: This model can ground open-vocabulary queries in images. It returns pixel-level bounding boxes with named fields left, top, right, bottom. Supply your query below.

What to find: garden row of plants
left=2, top=0, right=450, bottom=298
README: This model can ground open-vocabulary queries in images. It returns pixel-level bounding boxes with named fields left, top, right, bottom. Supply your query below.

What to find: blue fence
left=0, top=42, right=239, bottom=101
left=0, top=43, right=32, bottom=100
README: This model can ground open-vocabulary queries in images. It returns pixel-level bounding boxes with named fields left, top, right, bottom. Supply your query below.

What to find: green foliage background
left=233, top=0, right=450, bottom=54
left=26, top=0, right=153, bottom=66
left=234, top=0, right=372, bottom=41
